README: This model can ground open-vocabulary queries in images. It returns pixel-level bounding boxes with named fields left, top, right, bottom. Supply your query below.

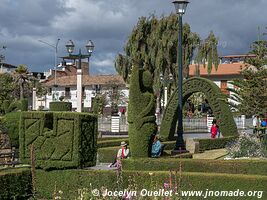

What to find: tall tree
left=0, top=73, right=15, bottom=103
left=12, top=65, right=29, bottom=100
left=195, top=31, right=220, bottom=75
left=115, top=14, right=219, bottom=87
left=228, top=40, right=267, bottom=116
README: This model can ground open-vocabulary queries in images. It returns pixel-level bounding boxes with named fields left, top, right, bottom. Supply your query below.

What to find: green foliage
left=97, top=146, right=119, bottom=163
left=97, top=138, right=129, bottom=148
left=36, top=169, right=267, bottom=199
left=195, top=136, right=238, bottom=152
left=4, top=112, right=21, bottom=148
left=49, top=102, right=72, bottom=111
left=195, top=31, right=219, bottom=74
left=19, top=112, right=98, bottom=170
left=122, top=158, right=267, bottom=176
left=0, top=168, right=32, bottom=200
left=1, top=99, right=28, bottom=114
left=128, top=65, right=157, bottom=157
left=115, top=14, right=201, bottom=87
left=13, top=64, right=31, bottom=100
left=160, top=77, right=238, bottom=140
left=227, top=40, right=267, bottom=116
left=0, top=73, right=14, bottom=107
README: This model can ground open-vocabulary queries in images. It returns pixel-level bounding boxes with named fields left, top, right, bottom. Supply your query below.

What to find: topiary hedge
left=49, top=102, right=72, bottom=111
left=19, top=111, right=98, bottom=170
left=122, top=158, right=267, bottom=176
left=4, top=112, right=21, bottom=148
left=160, top=77, right=238, bottom=140
left=97, top=138, right=129, bottom=148
left=0, top=168, right=32, bottom=200
left=195, top=136, right=238, bottom=152
left=36, top=169, right=267, bottom=199
left=128, top=65, right=157, bottom=157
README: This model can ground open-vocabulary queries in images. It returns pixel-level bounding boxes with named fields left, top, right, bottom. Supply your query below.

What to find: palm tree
left=13, top=65, right=29, bottom=100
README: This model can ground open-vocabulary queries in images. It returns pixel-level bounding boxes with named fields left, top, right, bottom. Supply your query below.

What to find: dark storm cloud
left=0, top=0, right=266, bottom=74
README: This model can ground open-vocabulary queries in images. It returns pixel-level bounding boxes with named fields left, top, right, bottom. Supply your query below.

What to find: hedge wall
left=4, top=112, right=21, bottom=148
left=128, top=65, right=157, bottom=157
left=97, top=138, right=129, bottom=148
left=49, top=102, right=72, bottom=111
left=0, top=168, right=32, bottom=199
left=160, top=77, right=238, bottom=140
left=36, top=169, right=267, bottom=199
left=122, top=158, right=267, bottom=176
left=195, top=136, right=238, bottom=152
left=19, top=111, right=98, bottom=170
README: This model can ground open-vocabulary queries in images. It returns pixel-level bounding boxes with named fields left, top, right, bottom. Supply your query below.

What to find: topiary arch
left=160, top=77, right=238, bottom=140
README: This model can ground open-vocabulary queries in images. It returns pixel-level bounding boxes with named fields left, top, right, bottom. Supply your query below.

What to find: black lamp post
left=64, top=40, right=94, bottom=112
left=171, top=0, right=189, bottom=154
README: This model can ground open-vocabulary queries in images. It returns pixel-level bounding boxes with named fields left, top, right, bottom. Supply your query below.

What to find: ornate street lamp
left=64, top=40, right=94, bottom=112
left=172, top=0, right=189, bottom=154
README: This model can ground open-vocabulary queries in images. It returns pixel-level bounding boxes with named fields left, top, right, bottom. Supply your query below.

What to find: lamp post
left=30, top=73, right=41, bottom=110
left=38, top=38, right=60, bottom=100
left=172, top=0, right=189, bottom=154
left=64, top=40, right=94, bottom=112
left=160, top=73, right=173, bottom=109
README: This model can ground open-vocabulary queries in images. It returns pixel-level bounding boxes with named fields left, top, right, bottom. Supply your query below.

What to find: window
left=82, top=87, right=86, bottom=99
left=65, top=87, right=70, bottom=98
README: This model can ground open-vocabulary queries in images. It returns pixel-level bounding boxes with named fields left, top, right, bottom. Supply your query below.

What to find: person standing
left=253, top=115, right=261, bottom=134
left=210, top=119, right=218, bottom=139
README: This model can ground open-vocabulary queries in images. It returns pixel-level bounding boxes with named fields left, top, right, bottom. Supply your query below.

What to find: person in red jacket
left=210, top=119, right=218, bottom=139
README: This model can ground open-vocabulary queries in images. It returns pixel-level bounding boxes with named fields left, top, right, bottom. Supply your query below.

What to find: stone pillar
left=77, top=69, right=82, bottom=112
left=241, top=115, right=246, bottom=129
left=32, top=87, right=37, bottom=110
left=207, top=115, right=214, bottom=132
left=164, top=86, right=168, bottom=107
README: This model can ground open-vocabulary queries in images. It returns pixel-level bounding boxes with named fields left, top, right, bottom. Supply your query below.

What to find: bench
left=0, top=148, right=20, bottom=167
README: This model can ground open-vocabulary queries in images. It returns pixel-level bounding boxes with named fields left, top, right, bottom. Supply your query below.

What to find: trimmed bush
left=19, top=111, right=98, bottom=170
left=49, top=102, right=72, bottom=111
left=19, top=98, right=28, bottom=111
left=122, top=158, right=267, bottom=176
left=195, top=136, right=238, bottom=152
left=0, top=168, right=32, bottom=199
left=161, top=77, right=238, bottom=140
left=98, top=146, right=119, bottom=163
left=1, top=99, right=28, bottom=114
left=4, top=112, right=21, bottom=148
left=128, top=65, right=157, bottom=157
left=97, top=138, right=129, bottom=148
left=36, top=169, right=267, bottom=199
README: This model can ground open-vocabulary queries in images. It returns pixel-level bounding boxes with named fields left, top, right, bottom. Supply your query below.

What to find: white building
left=0, top=63, right=17, bottom=73
left=40, top=62, right=128, bottom=113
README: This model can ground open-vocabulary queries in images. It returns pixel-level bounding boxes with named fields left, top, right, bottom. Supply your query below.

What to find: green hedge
left=36, top=169, right=267, bottom=200
left=161, top=77, right=238, bottom=140
left=49, top=102, right=72, bottom=111
left=128, top=65, right=157, bottom=157
left=19, top=111, right=98, bottom=170
left=97, top=138, right=129, bottom=148
left=195, top=136, right=238, bottom=152
left=4, top=112, right=21, bottom=148
left=98, top=146, right=119, bottom=163
left=0, top=168, right=32, bottom=199
left=122, top=158, right=267, bottom=176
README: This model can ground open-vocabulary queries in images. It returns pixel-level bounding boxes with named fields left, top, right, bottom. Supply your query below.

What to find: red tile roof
left=189, top=63, right=248, bottom=77
left=44, top=74, right=125, bottom=87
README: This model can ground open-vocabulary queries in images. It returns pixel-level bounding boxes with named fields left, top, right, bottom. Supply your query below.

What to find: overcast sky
left=0, top=0, right=266, bottom=74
